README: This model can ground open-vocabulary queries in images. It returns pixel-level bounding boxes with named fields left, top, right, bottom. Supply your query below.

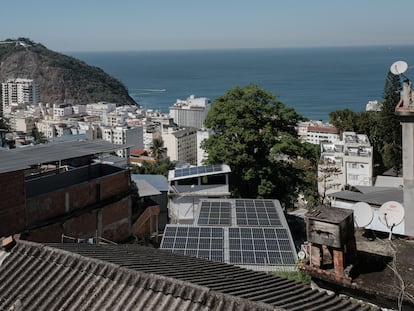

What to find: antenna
left=390, top=60, right=408, bottom=75
left=352, top=202, right=373, bottom=228
left=378, top=201, right=405, bottom=239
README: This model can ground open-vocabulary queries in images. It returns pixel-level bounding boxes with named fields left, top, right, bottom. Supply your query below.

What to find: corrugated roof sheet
left=329, top=187, right=403, bottom=206
left=0, top=240, right=277, bottom=311
left=131, top=174, right=169, bottom=192
left=134, top=179, right=162, bottom=197
left=47, top=242, right=378, bottom=310
left=0, top=140, right=132, bottom=174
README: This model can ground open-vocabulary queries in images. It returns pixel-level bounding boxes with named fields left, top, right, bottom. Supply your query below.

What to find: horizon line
left=61, top=43, right=414, bottom=54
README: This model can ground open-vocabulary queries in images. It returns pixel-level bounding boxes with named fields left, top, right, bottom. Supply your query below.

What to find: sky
left=1, top=0, right=414, bottom=52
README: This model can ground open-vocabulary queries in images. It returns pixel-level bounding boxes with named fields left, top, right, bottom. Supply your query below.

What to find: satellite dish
left=298, top=250, right=307, bottom=260
left=390, top=60, right=408, bottom=75
left=378, top=201, right=405, bottom=228
left=352, top=202, right=373, bottom=227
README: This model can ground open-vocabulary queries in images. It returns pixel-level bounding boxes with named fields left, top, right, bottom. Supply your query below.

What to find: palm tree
left=150, top=137, right=167, bottom=161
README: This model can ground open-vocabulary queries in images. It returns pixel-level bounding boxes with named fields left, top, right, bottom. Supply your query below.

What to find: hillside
left=0, top=38, right=137, bottom=106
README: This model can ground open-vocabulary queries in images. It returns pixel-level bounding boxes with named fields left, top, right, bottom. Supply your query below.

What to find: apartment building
left=163, top=127, right=197, bottom=165
left=86, top=102, right=116, bottom=120
left=297, top=121, right=339, bottom=144
left=102, top=125, right=144, bottom=157
left=169, top=95, right=211, bottom=129
left=1, top=78, right=40, bottom=117
left=318, top=131, right=373, bottom=198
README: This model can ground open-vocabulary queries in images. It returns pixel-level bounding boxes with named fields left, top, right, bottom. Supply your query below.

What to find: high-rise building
left=169, top=95, right=211, bottom=129
left=1, top=78, right=40, bottom=116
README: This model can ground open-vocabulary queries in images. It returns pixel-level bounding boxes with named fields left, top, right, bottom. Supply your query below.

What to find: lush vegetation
left=202, top=84, right=320, bottom=209
left=130, top=158, right=175, bottom=176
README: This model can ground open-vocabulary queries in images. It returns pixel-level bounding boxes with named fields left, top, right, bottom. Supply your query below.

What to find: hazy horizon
left=2, top=1, right=414, bottom=52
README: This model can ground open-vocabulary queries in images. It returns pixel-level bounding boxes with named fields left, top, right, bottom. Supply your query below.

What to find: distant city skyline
left=2, top=0, right=414, bottom=52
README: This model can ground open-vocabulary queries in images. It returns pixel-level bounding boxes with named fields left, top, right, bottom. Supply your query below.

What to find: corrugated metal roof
left=131, top=174, right=169, bottom=192
left=47, top=242, right=378, bottom=310
left=0, top=140, right=132, bottom=174
left=0, top=240, right=277, bottom=311
left=134, top=179, right=162, bottom=197
left=329, top=187, right=403, bottom=206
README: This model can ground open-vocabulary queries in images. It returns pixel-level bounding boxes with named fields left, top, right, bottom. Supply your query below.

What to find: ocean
left=69, top=45, right=414, bottom=121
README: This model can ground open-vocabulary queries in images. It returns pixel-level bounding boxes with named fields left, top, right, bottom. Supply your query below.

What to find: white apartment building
left=1, top=78, right=40, bottom=117
left=86, top=102, right=116, bottom=120
left=197, top=129, right=211, bottom=165
left=163, top=127, right=197, bottom=165
left=53, top=104, right=73, bottom=120
left=169, top=95, right=211, bottom=129
left=101, top=126, right=144, bottom=157
left=318, top=131, right=373, bottom=198
left=297, top=121, right=339, bottom=144
left=72, top=105, right=86, bottom=115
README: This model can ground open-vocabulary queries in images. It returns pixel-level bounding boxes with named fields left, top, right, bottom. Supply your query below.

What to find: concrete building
left=1, top=78, right=40, bottom=117
left=318, top=131, right=373, bottom=198
left=167, top=164, right=231, bottom=224
left=101, top=126, right=144, bottom=158
left=163, top=127, right=197, bottom=165
left=297, top=121, right=339, bottom=144
left=53, top=104, right=73, bottom=120
left=0, top=140, right=133, bottom=242
left=86, top=102, right=116, bottom=120
left=197, top=129, right=211, bottom=165
left=169, top=95, right=211, bottom=129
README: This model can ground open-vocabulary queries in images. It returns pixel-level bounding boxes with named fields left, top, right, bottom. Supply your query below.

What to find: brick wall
left=0, top=170, right=26, bottom=236
left=1, top=166, right=132, bottom=243
left=26, top=198, right=131, bottom=243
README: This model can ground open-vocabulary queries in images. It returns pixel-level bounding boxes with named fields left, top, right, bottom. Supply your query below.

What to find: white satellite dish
left=378, top=201, right=405, bottom=228
left=352, top=202, right=373, bottom=228
left=390, top=60, right=408, bottom=75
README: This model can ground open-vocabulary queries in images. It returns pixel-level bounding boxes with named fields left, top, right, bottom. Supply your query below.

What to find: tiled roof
left=0, top=240, right=275, bottom=311
left=47, top=242, right=378, bottom=310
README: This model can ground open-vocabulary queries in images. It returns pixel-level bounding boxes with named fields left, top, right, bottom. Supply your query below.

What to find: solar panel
left=197, top=201, right=232, bottom=226
left=228, top=227, right=296, bottom=265
left=160, top=225, right=224, bottom=262
left=235, top=199, right=282, bottom=227
left=173, top=164, right=225, bottom=178
left=160, top=198, right=297, bottom=269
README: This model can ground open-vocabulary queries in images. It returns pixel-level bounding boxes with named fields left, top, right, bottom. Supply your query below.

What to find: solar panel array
left=235, top=199, right=281, bottom=226
left=160, top=199, right=297, bottom=269
left=197, top=201, right=231, bottom=226
left=160, top=225, right=224, bottom=262
left=174, top=164, right=223, bottom=178
left=228, top=227, right=295, bottom=265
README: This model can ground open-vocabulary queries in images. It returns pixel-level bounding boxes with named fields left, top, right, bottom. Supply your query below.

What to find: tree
left=149, top=137, right=167, bottom=161
left=0, top=116, right=11, bottom=131
left=378, top=70, right=402, bottom=174
left=130, top=158, right=175, bottom=177
left=202, top=84, right=315, bottom=208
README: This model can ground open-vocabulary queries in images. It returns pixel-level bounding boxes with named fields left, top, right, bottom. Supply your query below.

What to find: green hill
left=0, top=38, right=137, bottom=106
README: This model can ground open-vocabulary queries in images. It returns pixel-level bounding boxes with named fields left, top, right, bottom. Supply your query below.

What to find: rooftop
left=0, top=140, right=131, bottom=174
left=0, top=239, right=379, bottom=310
